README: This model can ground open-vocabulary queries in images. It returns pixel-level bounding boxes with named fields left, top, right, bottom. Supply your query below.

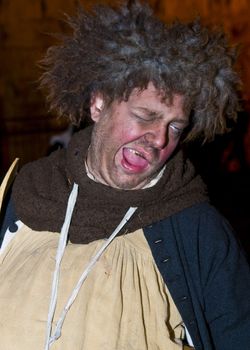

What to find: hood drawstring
left=44, top=183, right=137, bottom=349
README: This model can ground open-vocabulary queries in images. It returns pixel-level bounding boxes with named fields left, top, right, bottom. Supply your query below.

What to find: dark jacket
left=144, top=202, right=250, bottom=349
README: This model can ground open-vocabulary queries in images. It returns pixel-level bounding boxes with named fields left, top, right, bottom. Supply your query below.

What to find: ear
left=90, top=93, right=105, bottom=122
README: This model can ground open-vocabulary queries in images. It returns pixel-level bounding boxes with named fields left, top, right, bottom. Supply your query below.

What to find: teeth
left=130, top=149, right=142, bottom=157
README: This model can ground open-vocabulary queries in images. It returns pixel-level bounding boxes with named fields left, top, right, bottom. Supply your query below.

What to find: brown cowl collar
left=12, top=126, right=208, bottom=244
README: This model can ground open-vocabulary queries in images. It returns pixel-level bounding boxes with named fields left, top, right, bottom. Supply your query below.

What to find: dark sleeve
left=200, top=215, right=250, bottom=349
left=0, top=194, right=18, bottom=248
left=144, top=203, right=250, bottom=349
left=182, top=204, right=250, bottom=350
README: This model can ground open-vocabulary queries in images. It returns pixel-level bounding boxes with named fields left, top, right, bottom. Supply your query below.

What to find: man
left=0, top=1, right=249, bottom=349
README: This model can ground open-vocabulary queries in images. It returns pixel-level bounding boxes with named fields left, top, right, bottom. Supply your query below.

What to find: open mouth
left=121, top=147, right=149, bottom=173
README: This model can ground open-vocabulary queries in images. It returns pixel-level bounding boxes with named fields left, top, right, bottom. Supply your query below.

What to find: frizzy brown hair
left=40, top=0, right=241, bottom=142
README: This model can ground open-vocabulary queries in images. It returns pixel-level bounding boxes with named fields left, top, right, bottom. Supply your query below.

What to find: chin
left=117, top=177, right=148, bottom=190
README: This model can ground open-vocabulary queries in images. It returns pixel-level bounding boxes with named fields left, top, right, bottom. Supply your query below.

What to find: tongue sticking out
left=122, top=148, right=149, bottom=172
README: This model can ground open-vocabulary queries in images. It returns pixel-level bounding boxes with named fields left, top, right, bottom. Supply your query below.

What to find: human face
left=87, top=83, right=189, bottom=190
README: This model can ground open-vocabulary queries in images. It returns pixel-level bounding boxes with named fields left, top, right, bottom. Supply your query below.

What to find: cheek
left=113, top=123, right=141, bottom=145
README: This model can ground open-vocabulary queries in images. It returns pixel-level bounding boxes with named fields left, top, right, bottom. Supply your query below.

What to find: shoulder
left=144, top=201, right=248, bottom=271
left=148, top=202, right=249, bottom=286
left=15, top=148, right=66, bottom=184
left=146, top=201, right=234, bottom=243
left=169, top=202, right=236, bottom=245
left=12, top=148, right=68, bottom=200
left=173, top=201, right=229, bottom=227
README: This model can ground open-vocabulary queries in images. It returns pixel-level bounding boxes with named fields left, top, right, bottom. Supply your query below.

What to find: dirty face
left=87, top=83, right=189, bottom=190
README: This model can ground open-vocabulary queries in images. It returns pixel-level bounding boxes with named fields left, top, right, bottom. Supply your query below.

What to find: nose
left=144, top=125, right=168, bottom=149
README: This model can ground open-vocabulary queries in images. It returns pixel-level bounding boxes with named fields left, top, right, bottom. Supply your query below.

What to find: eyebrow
left=135, top=107, right=160, bottom=118
left=134, top=107, right=188, bottom=124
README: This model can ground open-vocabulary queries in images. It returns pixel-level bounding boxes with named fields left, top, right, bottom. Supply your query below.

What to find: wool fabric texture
left=12, top=126, right=208, bottom=244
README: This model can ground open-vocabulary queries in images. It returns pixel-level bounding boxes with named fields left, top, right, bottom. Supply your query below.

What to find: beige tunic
left=0, top=225, right=186, bottom=350
left=0, top=161, right=189, bottom=349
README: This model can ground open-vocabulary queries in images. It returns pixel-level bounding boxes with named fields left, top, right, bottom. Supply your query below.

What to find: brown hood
left=12, top=126, right=208, bottom=244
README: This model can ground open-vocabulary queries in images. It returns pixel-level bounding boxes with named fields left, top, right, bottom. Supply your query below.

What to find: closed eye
left=169, top=123, right=185, bottom=136
left=133, top=113, right=154, bottom=122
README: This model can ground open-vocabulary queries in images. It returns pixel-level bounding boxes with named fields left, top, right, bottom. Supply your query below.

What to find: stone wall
left=0, top=0, right=250, bottom=174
